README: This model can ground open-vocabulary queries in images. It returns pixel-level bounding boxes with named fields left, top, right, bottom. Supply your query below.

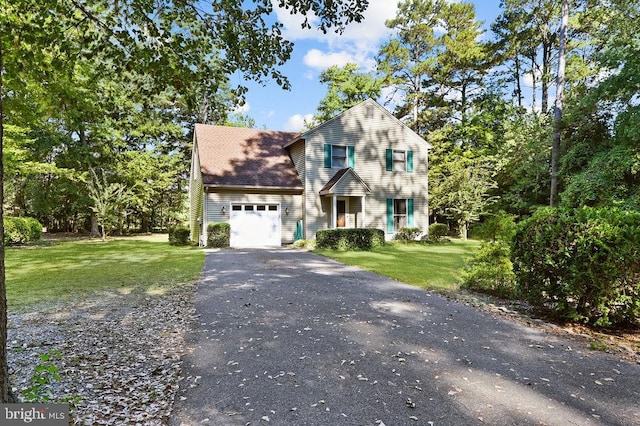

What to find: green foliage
left=394, top=227, right=422, bottom=241
left=462, top=240, right=517, bottom=299
left=428, top=223, right=449, bottom=242
left=207, top=223, right=230, bottom=248
left=3, top=217, right=43, bottom=245
left=87, top=169, right=131, bottom=240
left=21, top=350, right=62, bottom=402
left=512, top=207, right=640, bottom=326
left=316, top=228, right=385, bottom=251
left=168, top=226, right=191, bottom=246
left=314, top=63, right=383, bottom=123
left=470, top=211, right=516, bottom=242
left=431, top=158, right=498, bottom=239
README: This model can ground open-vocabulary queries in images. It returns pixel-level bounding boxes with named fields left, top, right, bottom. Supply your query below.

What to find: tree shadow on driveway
left=171, top=249, right=640, bottom=426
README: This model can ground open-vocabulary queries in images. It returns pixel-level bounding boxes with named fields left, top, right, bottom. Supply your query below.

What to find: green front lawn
left=6, top=235, right=205, bottom=310
left=315, top=240, right=479, bottom=291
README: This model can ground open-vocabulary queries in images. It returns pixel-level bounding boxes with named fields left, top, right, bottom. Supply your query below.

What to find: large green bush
left=462, top=240, right=517, bottom=298
left=512, top=207, right=640, bottom=326
left=4, top=217, right=43, bottom=245
left=316, top=228, right=385, bottom=250
left=462, top=213, right=517, bottom=298
left=207, top=222, right=230, bottom=248
left=168, top=226, right=190, bottom=246
left=427, top=223, right=448, bottom=242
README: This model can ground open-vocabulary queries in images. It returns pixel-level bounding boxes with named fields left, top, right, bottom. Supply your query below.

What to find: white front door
left=229, top=204, right=281, bottom=247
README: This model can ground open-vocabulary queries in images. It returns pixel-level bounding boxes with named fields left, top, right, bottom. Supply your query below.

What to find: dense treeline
left=315, top=0, right=639, bottom=236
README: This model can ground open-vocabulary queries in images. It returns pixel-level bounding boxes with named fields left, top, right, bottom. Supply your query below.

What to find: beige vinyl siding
left=288, top=140, right=305, bottom=181
left=304, top=99, right=429, bottom=239
left=189, top=142, right=204, bottom=243
left=204, top=191, right=303, bottom=244
left=332, top=177, right=369, bottom=196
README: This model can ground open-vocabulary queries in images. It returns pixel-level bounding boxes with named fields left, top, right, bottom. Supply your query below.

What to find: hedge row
left=4, top=217, right=43, bottom=245
left=316, top=228, right=384, bottom=250
left=207, top=223, right=230, bottom=248
left=512, top=207, right=640, bottom=327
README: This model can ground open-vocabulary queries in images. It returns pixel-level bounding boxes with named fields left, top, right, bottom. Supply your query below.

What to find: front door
left=337, top=200, right=346, bottom=227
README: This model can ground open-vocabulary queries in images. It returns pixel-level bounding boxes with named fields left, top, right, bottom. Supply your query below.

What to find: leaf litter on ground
left=8, top=283, right=198, bottom=425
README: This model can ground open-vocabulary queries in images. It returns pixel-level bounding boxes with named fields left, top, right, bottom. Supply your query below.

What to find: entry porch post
left=332, top=195, right=337, bottom=229
left=361, top=195, right=366, bottom=228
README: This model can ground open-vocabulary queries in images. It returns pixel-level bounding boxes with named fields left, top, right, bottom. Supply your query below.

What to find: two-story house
left=189, top=98, right=431, bottom=247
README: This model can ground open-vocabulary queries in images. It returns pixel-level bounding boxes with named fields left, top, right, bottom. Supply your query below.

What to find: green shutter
left=407, top=198, right=414, bottom=227
left=407, top=150, right=414, bottom=173
left=387, top=198, right=394, bottom=233
left=347, top=145, right=355, bottom=168
left=324, top=144, right=332, bottom=168
left=386, top=149, right=393, bottom=171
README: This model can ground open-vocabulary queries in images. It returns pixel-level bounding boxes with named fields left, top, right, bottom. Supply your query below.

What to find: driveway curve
left=170, top=248, right=639, bottom=426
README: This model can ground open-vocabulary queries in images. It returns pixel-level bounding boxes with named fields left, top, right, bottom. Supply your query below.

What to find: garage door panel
left=230, top=204, right=281, bottom=247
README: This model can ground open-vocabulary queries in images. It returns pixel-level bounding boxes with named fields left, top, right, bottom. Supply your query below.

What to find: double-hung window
left=324, top=144, right=355, bottom=168
left=393, top=199, right=407, bottom=229
left=386, top=198, right=414, bottom=233
left=332, top=145, right=347, bottom=168
left=386, top=149, right=414, bottom=172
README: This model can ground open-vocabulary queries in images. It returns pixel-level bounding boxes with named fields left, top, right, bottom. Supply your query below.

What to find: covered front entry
left=319, top=168, right=371, bottom=230
left=229, top=203, right=281, bottom=247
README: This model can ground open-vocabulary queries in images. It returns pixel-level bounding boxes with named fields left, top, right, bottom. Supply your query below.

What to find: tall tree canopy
left=1, top=0, right=369, bottom=403
left=313, top=63, right=383, bottom=124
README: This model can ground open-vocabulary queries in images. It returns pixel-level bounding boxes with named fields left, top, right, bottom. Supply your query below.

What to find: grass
left=5, top=235, right=205, bottom=310
left=315, top=240, right=479, bottom=292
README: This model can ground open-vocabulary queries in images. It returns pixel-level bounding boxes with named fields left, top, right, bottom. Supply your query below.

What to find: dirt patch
left=8, top=284, right=197, bottom=425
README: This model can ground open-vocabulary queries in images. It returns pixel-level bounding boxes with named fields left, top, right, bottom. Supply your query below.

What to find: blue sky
left=238, top=0, right=503, bottom=132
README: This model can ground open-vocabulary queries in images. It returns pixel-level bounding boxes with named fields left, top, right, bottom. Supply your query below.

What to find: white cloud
left=303, top=49, right=358, bottom=70
left=274, top=0, right=398, bottom=72
left=283, top=113, right=315, bottom=132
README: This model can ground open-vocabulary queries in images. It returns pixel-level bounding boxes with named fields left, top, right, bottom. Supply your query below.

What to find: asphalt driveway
left=170, top=248, right=639, bottom=426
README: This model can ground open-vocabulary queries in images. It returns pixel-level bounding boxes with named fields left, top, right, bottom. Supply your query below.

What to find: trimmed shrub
left=316, top=228, right=385, bottom=251
left=207, top=222, right=230, bottom=248
left=462, top=240, right=517, bottom=299
left=4, top=217, right=43, bottom=245
left=168, top=226, right=190, bottom=246
left=394, top=227, right=422, bottom=241
left=512, top=207, right=640, bottom=327
left=428, top=223, right=448, bottom=242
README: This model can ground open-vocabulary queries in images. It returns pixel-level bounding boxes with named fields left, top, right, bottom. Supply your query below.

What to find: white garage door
left=229, top=204, right=281, bottom=247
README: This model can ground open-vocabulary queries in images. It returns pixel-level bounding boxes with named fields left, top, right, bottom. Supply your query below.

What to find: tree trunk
left=515, top=54, right=523, bottom=108
left=530, top=52, right=537, bottom=111
left=550, top=0, right=569, bottom=207
left=542, top=40, right=550, bottom=113
left=0, top=38, right=11, bottom=404
left=90, top=212, right=100, bottom=237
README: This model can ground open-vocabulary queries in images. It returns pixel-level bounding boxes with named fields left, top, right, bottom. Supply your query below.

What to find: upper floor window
left=386, top=149, right=414, bottom=173
left=324, top=144, right=355, bottom=168
left=392, top=150, right=406, bottom=171
left=332, top=145, right=347, bottom=168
